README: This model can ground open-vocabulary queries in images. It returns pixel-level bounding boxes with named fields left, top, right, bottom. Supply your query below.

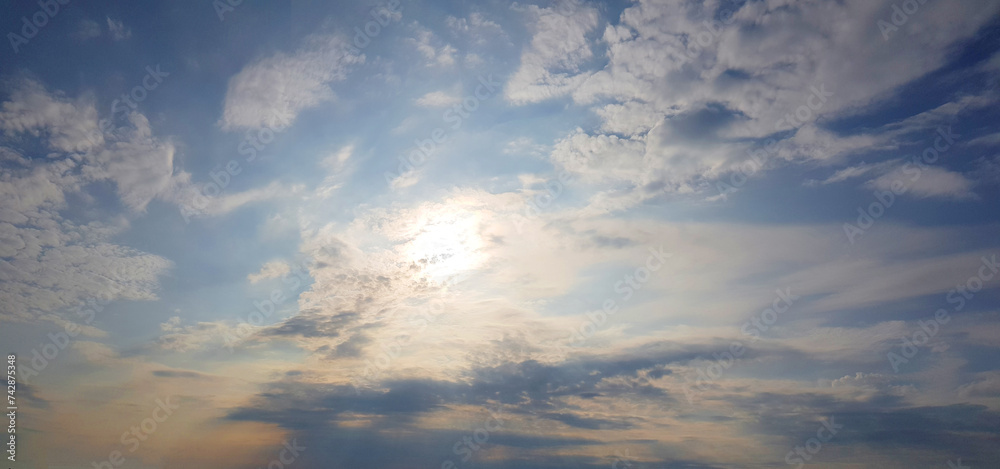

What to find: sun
left=401, top=206, right=485, bottom=283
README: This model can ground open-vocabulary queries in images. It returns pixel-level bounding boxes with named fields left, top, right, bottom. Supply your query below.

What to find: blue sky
left=1, top=0, right=1000, bottom=468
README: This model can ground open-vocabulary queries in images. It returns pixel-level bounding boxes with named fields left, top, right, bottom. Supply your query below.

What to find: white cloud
left=463, top=53, right=484, bottom=67
left=0, top=214, right=172, bottom=323
left=595, top=101, right=662, bottom=137
left=389, top=168, right=421, bottom=190
left=220, top=35, right=364, bottom=130
left=157, top=316, right=237, bottom=353
left=0, top=80, right=176, bottom=323
left=967, top=132, right=1000, bottom=147
left=174, top=181, right=302, bottom=220
left=504, top=4, right=599, bottom=104
left=445, top=12, right=507, bottom=46
left=0, top=81, right=182, bottom=213
left=210, top=181, right=301, bottom=215
left=868, top=166, right=976, bottom=199
left=502, top=0, right=1000, bottom=210
left=88, top=113, right=177, bottom=212
left=0, top=80, right=103, bottom=153
left=320, top=144, right=353, bottom=173
left=391, top=115, right=423, bottom=135
left=248, top=260, right=292, bottom=283
left=958, top=371, right=1000, bottom=399
left=503, top=137, right=547, bottom=159
left=311, top=145, right=357, bottom=200
left=106, top=17, right=131, bottom=41
left=550, top=129, right=646, bottom=185
left=265, top=183, right=1000, bottom=394
left=75, top=19, right=102, bottom=40
left=445, top=12, right=502, bottom=36
left=407, top=26, right=457, bottom=67
left=807, top=160, right=900, bottom=186
left=415, top=88, right=461, bottom=108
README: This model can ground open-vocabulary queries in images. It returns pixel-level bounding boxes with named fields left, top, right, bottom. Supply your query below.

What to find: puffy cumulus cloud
left=248, top=260, right=292, bottom=284
left=221, top=35, right=364, bottom=130
left=575, top=0, right=999, bottom=119
left=548, top=105, right=795, bottom=209
left=0, top=80, right=104, bottom=153
left=504, top=0, right=1000, bottom=209
left=549, top=129, right=647, bottom=185
left=0, top=80, right=190, bottom=212
left=0, top=81, right=176, bottom=323
left=594, top=100, right=663, bottom=136
left=504, top=3, right=600, bottom=104
left=406, top=26, right=457, bottom=67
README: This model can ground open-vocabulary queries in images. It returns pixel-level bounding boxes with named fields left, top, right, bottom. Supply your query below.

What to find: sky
left=1, top=0, right=999, bottom=468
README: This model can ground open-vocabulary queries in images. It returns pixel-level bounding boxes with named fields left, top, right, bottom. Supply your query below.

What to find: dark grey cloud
left=732, top=391, right=1000, bottom=465
left=582, top=229, right=635, bottom=249
left=260, top=311, right=359, bottom=338
left=218, top=340, right=822, bottom=467
left=151, top=369, right=206, bottom=379
left=224, top=344, right=704, bottom=430
left=539, top=412, right=635, bottom=430
left=16, top=382, right=49, bottom=409
left=660, top=102, right=747, bottom=143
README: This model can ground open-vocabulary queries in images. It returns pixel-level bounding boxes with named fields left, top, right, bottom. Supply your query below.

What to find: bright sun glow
left=402, top=208, right=485, bottom=282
